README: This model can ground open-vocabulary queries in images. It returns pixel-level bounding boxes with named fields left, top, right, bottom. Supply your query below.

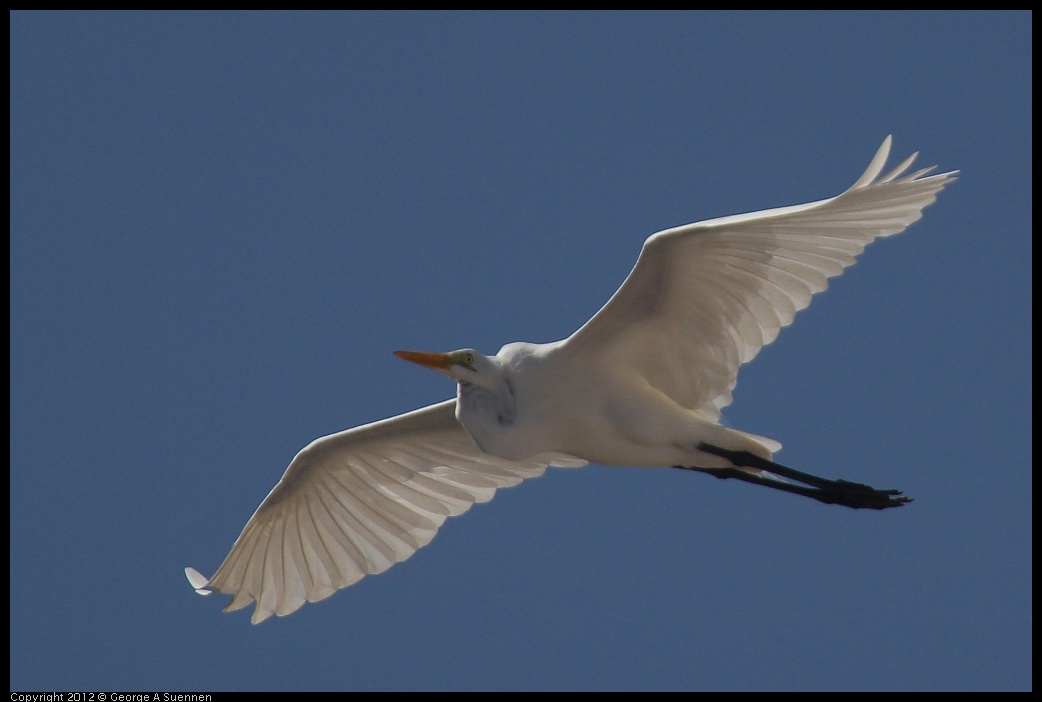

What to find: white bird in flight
left=186, top=136, right=955, bottom=623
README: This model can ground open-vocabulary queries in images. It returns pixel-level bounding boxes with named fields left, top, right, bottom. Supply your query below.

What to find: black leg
left=675, top=443, right=912, bottom=510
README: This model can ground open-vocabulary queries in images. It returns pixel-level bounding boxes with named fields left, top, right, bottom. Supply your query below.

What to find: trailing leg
left=677, top=443, right=912, bottom=510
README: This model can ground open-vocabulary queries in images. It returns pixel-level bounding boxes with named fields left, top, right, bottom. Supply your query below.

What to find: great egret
left=186, top=136, right=955, bottom=623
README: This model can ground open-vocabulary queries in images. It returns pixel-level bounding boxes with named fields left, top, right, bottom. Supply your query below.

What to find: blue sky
left=10, top=11, right=1030, bottom=691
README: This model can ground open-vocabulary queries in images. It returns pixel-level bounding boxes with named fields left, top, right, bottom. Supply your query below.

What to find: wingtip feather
left=849, top=135, right=893, bottom=190
left=184, top=566, right=213, bottom=595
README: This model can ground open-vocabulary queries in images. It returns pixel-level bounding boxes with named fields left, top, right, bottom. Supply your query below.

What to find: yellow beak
left=393, top=350, right=457, bottom=372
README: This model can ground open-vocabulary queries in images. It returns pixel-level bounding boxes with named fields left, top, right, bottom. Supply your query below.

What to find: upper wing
left=186, top=399, right=586, bottom=623
left=563, top=136, right=957, bottom=419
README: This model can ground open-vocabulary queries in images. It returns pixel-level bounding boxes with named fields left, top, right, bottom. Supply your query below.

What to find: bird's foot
left=809, top=480, right=912, bottom=510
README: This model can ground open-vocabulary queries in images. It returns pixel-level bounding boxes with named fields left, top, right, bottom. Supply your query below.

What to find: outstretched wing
left=186, top=399, right=586, bottom=623
left=564, top=136, right=957, bottom=419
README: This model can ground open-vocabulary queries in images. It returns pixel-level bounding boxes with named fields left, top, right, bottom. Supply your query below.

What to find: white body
left=455, top=340, right=764, bottom=469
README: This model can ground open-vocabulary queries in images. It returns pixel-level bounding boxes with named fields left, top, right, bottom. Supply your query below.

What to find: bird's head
left=394, top=348, right=496, bottom=387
